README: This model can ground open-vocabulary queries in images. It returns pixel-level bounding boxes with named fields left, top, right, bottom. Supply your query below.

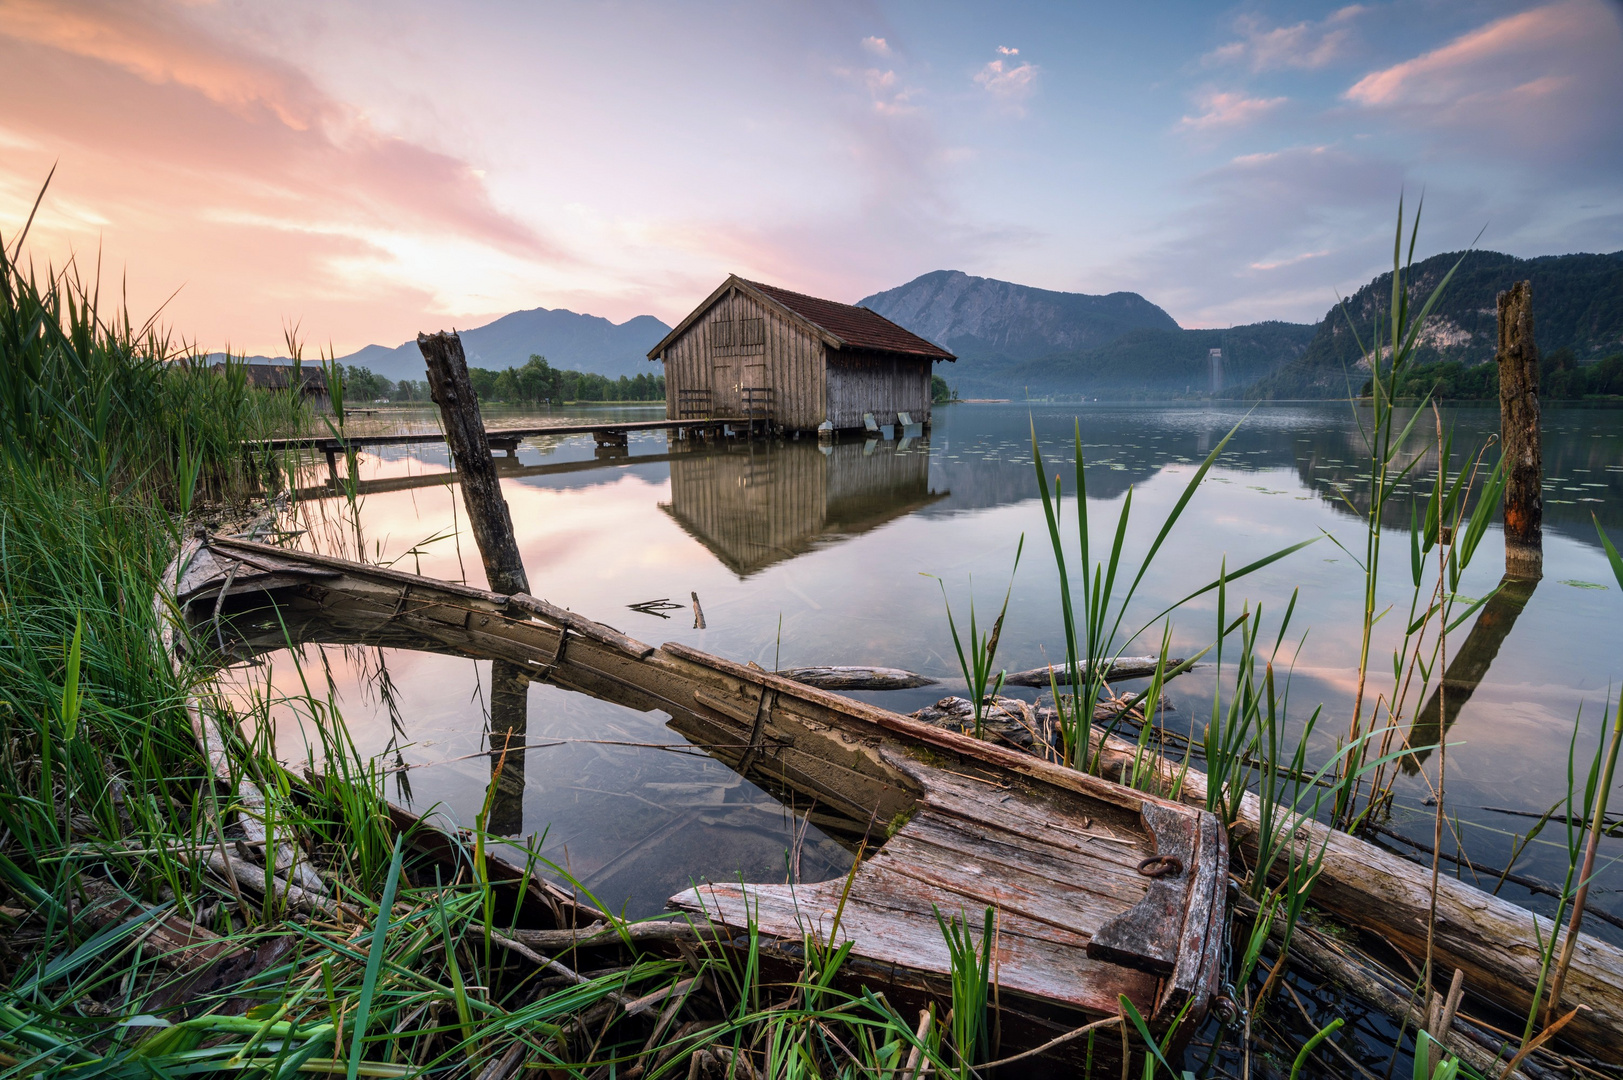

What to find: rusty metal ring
left=1137, top=855, right=1184, bottom=878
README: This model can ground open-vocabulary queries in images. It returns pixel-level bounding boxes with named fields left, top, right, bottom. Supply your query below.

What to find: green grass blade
left=1596, top=518, right=1623, bottom=593
left=347, top=834, right=404, bottom=1080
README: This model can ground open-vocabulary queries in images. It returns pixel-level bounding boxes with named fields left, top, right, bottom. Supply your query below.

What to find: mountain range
left=333, top=307, right=672, bottom=383
left=228, top=251, right=1623, bottom=398
left=1249, top=249, right=1623, bottom=398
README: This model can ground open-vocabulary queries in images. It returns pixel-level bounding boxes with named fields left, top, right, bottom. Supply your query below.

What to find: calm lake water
left=231, top=402, right=1623, bottom=929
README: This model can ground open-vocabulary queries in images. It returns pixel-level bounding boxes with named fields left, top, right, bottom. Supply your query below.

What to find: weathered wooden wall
left=825, top=349, right=933, bottom=430
left=658, top=288, right=827, bottom=430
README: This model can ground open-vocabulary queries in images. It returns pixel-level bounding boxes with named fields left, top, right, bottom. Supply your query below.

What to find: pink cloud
left=1206, top=7, right=1363, bottom=72
left=1346, top=1, right=1600, bottom=108
left=1177, top=91, right=1288, bottom=131
left=974, top=57, right=1039, bottom=107
left=0, top=0, right=566, bottom=352
left=1341, top=0, right=1623, bottom=166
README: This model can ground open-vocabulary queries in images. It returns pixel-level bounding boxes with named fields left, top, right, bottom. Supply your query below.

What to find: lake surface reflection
left=231, top=402, right=1623, bottom=927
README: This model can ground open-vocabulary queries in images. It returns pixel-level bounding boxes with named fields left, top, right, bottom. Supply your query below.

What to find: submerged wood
left=776, top=665, right=936, bottom=691
left=1004, top=656, right=1187, bottom=687
left=161, top=536, right=331, bottom=904
left=1235, top=894, right=1548, bottom=1080
left=168, top=533, right=1229, bottom=1037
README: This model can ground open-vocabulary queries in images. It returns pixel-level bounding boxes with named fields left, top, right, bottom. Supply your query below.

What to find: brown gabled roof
left=647, top=275, right=955, bottom=362
left=744, top=280, right=955, bottom=361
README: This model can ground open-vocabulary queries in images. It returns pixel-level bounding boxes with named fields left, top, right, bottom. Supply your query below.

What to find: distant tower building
left=1208, top=347, right=1224, bottom=396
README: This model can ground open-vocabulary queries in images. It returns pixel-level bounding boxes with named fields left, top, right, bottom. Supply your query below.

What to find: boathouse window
left=711, top=318, right=764, bottom=352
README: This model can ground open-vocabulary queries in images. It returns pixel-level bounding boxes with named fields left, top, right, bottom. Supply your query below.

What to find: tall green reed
left=933, top=536, right=1023, bottom=738
left=1030, top=418, right=1315, bottom=771
left=934, top=905, right=995, bottom=1078
left=1324, top=201, right=1508, bottom=830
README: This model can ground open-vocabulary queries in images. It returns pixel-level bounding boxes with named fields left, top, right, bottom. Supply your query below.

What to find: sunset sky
left=2, top=0, right=1620, bottom=356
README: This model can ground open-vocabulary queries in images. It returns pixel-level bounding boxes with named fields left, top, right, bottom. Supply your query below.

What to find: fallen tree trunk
left=1235, top=894, right=1555, bottom=1080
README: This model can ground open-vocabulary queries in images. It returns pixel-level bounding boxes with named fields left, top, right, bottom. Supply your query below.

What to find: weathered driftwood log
left=1236, top=894, right=1550, bottom=1080
left=158, top=535, right=330, bottom=903
left=1497, top=281, right=1542, bottom=578
left=419, top=330, right=530, bottom=596
left=777, top=666, right=936, bottom=691
left=1004, top=657, right=1187, bottom=687
left=1086, top=728, right=1623, bottom=1062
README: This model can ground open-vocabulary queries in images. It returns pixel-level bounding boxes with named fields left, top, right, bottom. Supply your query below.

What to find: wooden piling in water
left=418, top=330, right=531, bottom=596
left=487, top=660, right=530, bottom=836
left=1496, top=281, right=1542, bottom=578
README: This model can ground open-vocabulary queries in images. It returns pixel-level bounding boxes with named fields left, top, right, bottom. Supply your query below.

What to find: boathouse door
left=710, top=351, right=742, bottom=417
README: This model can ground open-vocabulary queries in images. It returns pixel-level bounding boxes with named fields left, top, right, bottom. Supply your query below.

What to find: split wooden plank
left=673, top=875, right=1159, bottom=1018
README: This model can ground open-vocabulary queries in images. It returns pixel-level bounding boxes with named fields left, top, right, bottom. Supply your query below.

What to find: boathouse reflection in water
left=661, top=437, right=945, bottom=577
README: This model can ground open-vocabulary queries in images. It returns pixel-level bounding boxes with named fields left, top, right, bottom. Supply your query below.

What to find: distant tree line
left=1361, top=348, right=1623, bottom=400
left=333, top=355, right=665, bottom=404
left=338, top=366, right=432, bottom=402
left=931, top=374, right=955, bottom=403
left=469, top=354, right=664, bottom=403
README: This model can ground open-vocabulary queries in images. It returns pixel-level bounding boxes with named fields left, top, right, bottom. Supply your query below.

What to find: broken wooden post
left=419, top=331, right=531, bottom=595
left=1496, top=281, right=1542, bottom=578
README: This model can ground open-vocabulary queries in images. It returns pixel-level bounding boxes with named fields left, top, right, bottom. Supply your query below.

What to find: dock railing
left=677, top=389, right=713, bottom=420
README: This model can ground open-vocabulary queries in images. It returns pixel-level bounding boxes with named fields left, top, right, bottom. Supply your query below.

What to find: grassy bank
left=0, top=219, right=1019, bottom=1079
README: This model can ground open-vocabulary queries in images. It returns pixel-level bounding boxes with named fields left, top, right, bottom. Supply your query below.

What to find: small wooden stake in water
left=1497, top=281, right=1542, bottom=578
left=418, top=330, right=531, bottom=596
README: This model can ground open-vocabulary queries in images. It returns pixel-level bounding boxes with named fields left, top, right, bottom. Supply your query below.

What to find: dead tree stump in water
left=1497, top=281, right=1542, bottom=578
left=418, top=330, right=531, bottom=596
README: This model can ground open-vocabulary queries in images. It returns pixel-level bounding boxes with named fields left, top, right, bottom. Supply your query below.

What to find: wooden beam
left=419, top=330, right=531, bottom=596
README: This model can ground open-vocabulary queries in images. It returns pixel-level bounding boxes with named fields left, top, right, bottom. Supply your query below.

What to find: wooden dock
left=262, top=416, right=766, bottom=459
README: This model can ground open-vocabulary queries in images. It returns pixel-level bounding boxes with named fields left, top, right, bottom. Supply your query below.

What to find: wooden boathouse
left=647, top=275, right=955, bottom=435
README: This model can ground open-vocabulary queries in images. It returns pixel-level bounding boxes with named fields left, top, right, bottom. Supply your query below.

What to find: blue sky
left=1, top=0, right=1619, bottom=352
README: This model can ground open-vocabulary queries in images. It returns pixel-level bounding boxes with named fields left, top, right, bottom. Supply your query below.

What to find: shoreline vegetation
left=336, top=354, right=666, bottom=406
left=3, top=186, right=1622, bottom=1079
